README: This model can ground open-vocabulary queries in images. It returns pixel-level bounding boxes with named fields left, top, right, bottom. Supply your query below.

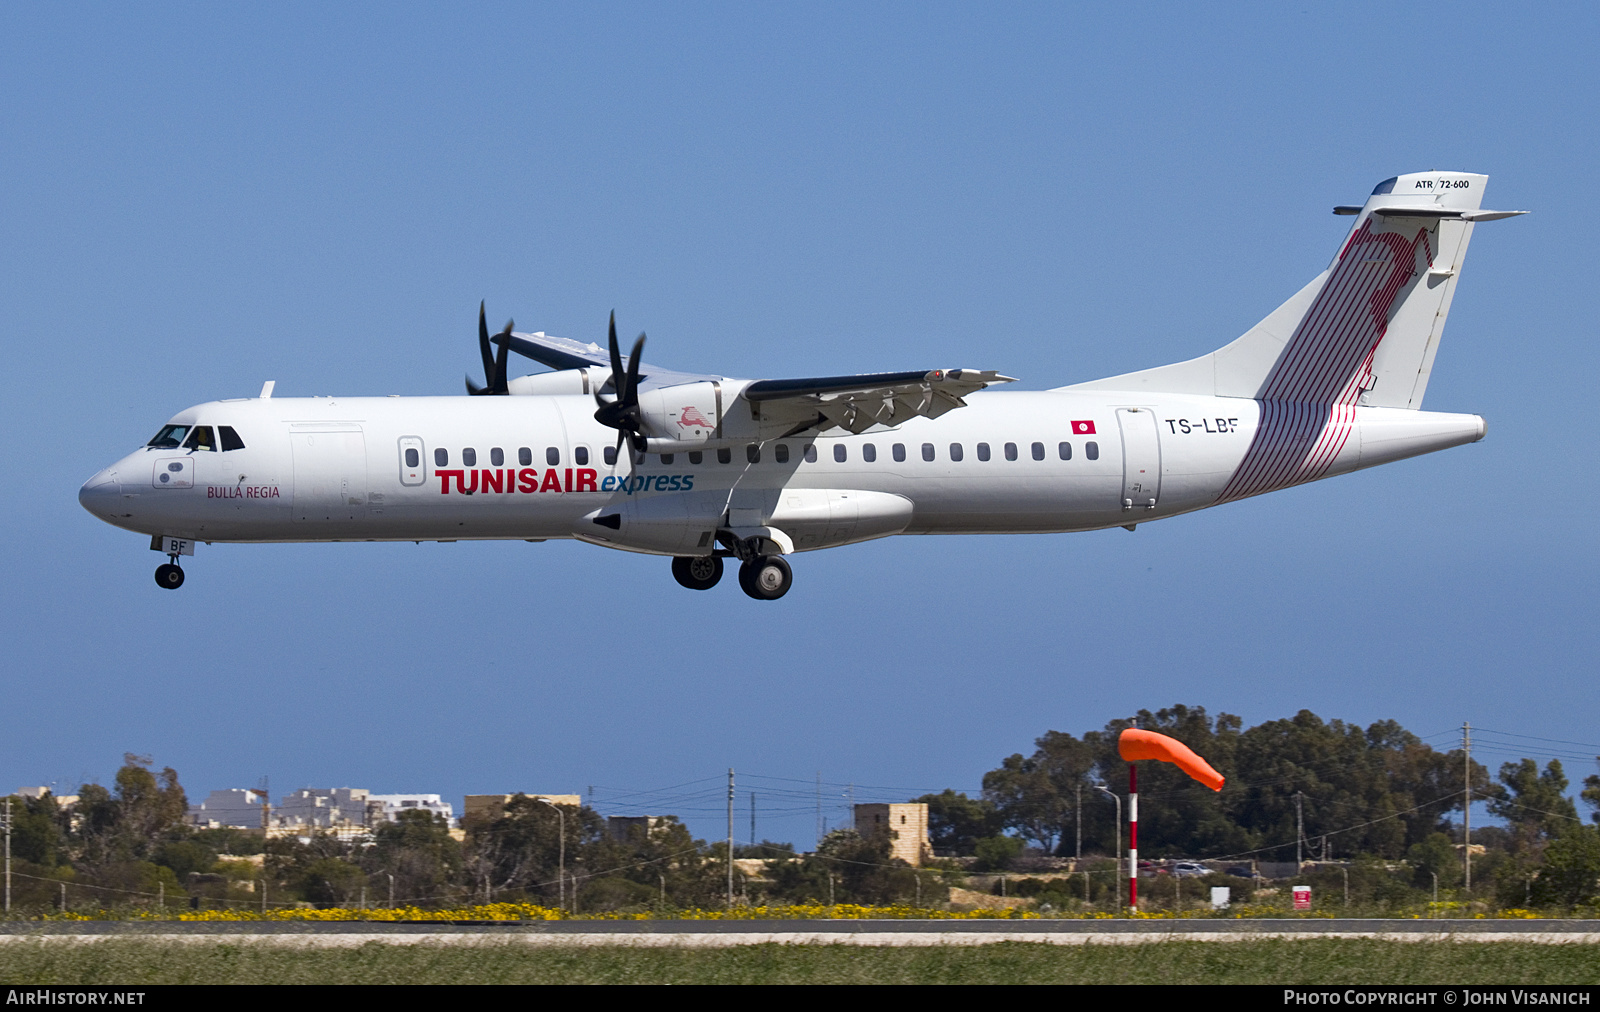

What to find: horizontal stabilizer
left=1372, top=206, right=1528, bottom=221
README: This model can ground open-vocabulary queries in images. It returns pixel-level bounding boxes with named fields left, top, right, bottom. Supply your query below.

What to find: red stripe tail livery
left=1218, top=219, right=1437, bottom=504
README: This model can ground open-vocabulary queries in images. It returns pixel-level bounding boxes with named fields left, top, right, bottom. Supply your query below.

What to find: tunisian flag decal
left=1071, top=420, right=1096, bottom=435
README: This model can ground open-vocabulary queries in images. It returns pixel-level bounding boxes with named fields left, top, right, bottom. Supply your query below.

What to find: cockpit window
left=147, top=425, right=190, bottom=449
left=182, top=426, right=217, bottom=451
left=219, top=426, right=246, bottom=451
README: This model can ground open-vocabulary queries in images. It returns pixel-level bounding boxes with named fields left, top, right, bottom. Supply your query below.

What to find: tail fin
left=1067, top=171, right=1522, bottom=409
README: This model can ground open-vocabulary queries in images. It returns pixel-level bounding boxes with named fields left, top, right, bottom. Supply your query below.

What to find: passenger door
left=1117, top=408, right=1161, bottom=511
left=291, top=424, right=368, bottom=522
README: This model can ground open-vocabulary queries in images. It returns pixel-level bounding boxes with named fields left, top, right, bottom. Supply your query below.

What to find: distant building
left=14, top=787, right=77, bottom=808
left=853, top=803, right=930, bottom=867
left=607, top=816, right=668, bottom=841
left=276, top=788, right=381, bottom=830
left=463, top=794, right=581, bottom=828
left=188, top=789, right=266, bottom=829
left=367, top=794, right=454, bottom=825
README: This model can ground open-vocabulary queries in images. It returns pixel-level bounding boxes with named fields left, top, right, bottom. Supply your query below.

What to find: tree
left=362, top=810, right=463, bottom=906
left=971, top=835, right=1023, bottom=872
left=975, top=706, right=1489, bottom=864
left=6, top=793, right=67, bottom=867
left=1580, top=762, right=1600, bottom=825
left=299, top=856, right=368, bottom=907
left=763, top=829, right=920, bottom=906
left=1488, top=759, right=1579, bottom=851
left=1406, top=832, right=1461, bottom=890
left=981, top=752, right=1061, bottom=853
left=71, top=754, right=189, bottom=868
left=113, top=755, right=188, bottom=854
left=1530, top=826, right=1600, bottom=908
left=578, top=816, right=723, bottom=911
left=911, top=790, right=1001, bottom=856
left=463, top=795, right=601, bottom=905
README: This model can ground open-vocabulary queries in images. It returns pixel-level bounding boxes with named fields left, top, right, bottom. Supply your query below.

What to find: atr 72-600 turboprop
left=80, top=171, right=1522, bottom=599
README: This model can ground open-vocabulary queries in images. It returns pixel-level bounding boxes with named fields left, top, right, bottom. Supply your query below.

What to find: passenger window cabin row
left=664, top=440, right=1100, bottom=466
left=431, top=446, right=595, bottom=468
left=423, top=439, right=1100, bottom=469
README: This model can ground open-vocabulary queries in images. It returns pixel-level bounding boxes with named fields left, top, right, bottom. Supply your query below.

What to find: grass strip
left=0, top=938, right=1597, bottom=985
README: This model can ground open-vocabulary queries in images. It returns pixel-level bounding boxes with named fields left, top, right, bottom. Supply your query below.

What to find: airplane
left=79, top=171, right=1523, bottom=600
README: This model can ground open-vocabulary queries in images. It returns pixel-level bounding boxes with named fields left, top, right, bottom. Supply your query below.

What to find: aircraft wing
left=495, top=331, right=717, bottom=389
left=496, top=330, right=1014, bottom=435
left=742, top=369, right=1016, bottom=435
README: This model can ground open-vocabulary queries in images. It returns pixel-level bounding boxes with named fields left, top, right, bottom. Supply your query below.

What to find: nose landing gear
left=149, top=536, right=193, bottom=590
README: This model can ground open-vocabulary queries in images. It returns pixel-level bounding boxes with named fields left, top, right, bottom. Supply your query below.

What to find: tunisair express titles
left=429, top=467, right=686, bottom=495
left=79, top=170, right=1521, bottom=599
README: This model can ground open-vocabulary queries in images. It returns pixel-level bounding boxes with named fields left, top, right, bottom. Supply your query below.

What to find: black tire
left=154, top=563, right=185, bottom=590
left=737, top=555, right=792, bottom=600
left=671, top=555, right=723, bottom=591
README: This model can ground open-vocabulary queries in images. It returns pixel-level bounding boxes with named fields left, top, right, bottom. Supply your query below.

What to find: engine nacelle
left=507, top=368, right=594, bottom=396
left=767, top=489, right=914, bottom=551
left=575, top=491, right=724, bottom=557
left=639, top=381, right=722, bottom=444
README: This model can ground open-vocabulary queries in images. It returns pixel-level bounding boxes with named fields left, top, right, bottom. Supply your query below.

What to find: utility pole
left=1095, top=784, right=1121, bottom=912
left=1075, top=782, right=1082, bottom=863
left=1295, top=792, right=1305, bottom=870
left=3, top=796, right=11, bottom=914
left=537, top=798, right=565, bottom=911
left=1463, top=721, right=1473, bottom=890
left=816, top=772, right=822, bottom=848
left=726, top=768, right=735, bottom=909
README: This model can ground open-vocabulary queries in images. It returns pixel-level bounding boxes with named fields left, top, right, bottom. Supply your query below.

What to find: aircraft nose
left=78, top=468, right=121, bottom=519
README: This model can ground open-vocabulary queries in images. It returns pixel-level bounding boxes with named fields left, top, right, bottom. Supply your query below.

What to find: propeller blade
left=477, top=302, right=495, bottom=394
left=607, top=312, right=624, bottom=389
left=494, top=319, right=513, bottom=394
left=594, top=314, right=648, bottom=449
left=466, top=376, right=485, bottom=396
left=623, top=333, right=645, bottom=405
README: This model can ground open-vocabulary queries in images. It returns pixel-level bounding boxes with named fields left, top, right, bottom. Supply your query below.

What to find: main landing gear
left=669, top=553, right=793, bottom=600
left=671, top=555, right=723, bottom=591
left=154, top=561, right=185, bottom=589
left=737, top=556, right=792, bottom=600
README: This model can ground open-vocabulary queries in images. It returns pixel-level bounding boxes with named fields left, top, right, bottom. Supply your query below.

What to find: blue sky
left=3, top=2, right=1596, bottom=848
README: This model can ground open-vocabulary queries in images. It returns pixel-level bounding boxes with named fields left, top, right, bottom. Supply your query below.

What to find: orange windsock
left=1117, top=728, right=1225, bottom=792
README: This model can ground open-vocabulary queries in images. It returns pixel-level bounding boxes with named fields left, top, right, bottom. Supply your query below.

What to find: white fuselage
left=78, top=388, right=1485, bottom=553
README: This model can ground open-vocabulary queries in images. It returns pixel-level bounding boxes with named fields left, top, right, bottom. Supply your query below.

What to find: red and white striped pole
left=1117, top=727, right=1226, bottom=916
left=1128, top=763, right=1138, bottom=912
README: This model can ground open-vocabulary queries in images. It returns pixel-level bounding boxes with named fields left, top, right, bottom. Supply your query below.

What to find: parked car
left=1224, top=865, right=1259, bottom=879
left=1172, top=862, right=1209, bottom=878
